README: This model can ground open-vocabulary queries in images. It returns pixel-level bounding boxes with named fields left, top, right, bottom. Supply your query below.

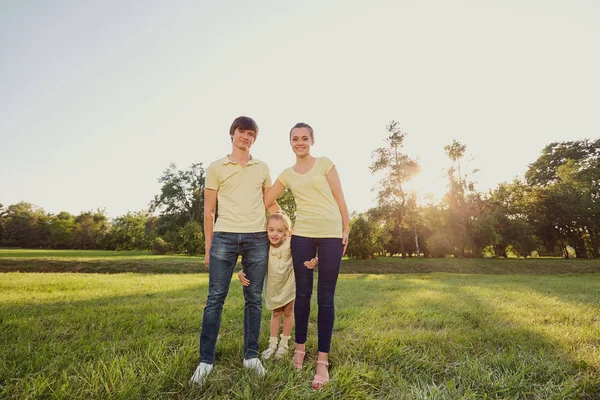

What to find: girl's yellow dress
left=265, top=238, right=295, bottom=310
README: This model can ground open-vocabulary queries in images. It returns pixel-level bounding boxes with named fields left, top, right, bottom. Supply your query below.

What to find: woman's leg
left=313, top=237, right=343, bottom=387
left=315, top=237, right=343, bottom=353
left=290, top=235, right=317, bottom=346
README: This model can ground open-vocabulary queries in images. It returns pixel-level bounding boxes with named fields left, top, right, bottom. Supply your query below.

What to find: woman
left=264, top=122, right=349, bottom=390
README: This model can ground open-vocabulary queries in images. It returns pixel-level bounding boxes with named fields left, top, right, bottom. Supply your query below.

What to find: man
left=190, top=116, right=278, bottom=386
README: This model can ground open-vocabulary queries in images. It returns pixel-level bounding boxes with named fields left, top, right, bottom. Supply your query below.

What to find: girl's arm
left=264, top=180, right=286, bottom=213
left=326, top=166, right=350, bottom=255
left=237, top=270, right=250, bottom=286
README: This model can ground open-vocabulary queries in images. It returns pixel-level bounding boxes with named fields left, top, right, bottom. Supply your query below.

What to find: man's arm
left=204, top=188, right=217, bottom=268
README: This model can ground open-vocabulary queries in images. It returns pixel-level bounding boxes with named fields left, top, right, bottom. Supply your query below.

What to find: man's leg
left=240, top=232, right=269, bottom=362
left=199, top=232, right=239, bottom=364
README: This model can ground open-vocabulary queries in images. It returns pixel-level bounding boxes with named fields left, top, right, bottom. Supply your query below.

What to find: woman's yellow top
left=277, top=157, right=342, bottom=238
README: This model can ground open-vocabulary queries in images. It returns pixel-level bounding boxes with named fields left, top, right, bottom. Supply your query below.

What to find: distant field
left=1, top=248, right=599, bottom=275
left=0, top=249, right=196, bottom=259
left=1, top=272, right=599, bottom=399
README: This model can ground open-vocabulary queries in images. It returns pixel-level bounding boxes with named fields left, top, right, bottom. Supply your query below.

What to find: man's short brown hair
left=230, top=116, right=259, bottom=137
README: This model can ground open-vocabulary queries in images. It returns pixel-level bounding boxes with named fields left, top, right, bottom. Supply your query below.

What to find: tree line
left=0, top=163, right=296, bottom=255
left=346, top=122, right=599, bottom=259
left=1, top=124, right=597, bottom=258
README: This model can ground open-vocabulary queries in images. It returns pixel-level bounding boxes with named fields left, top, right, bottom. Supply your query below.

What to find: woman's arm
left=326, top=166, right=350, bottom=255
left=264, top=180, right=286, bottom=214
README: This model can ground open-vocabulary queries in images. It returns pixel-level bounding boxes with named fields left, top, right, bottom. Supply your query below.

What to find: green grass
left=0, top=249, right=160, bottom=258
left=1, top=272, right=599, bottom=399
left=1, top=249, right=599, bottom=275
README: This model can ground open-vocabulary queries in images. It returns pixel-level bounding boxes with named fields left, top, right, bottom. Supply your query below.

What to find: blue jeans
left=291, top=235, right=343, bottom=353
left=199, top=231, right=269, bottom=363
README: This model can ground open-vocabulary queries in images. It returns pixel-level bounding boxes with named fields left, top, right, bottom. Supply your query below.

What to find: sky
left=1, top=0, right=599, bottom=218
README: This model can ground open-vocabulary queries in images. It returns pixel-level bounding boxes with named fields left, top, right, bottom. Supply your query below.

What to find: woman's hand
left=304, top=257, right=319, bottom=269
left=342, top=228, right=349, bottom=256
left=237, top=270, right=250, bottom=286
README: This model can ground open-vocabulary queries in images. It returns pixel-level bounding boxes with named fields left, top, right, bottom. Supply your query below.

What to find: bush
left=152, top=237, right=168, bottom=255
left=181, top=221, right=204, bottom=255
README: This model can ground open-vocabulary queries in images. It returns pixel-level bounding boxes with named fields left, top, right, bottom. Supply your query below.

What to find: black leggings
left=291, top=235, right=343, bottom=353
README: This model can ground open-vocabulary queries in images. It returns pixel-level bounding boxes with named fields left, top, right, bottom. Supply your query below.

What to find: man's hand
left=237, top=270, right=250, bottom=286
left=205, top=246, right=211, bottom=268
left=304, top=257, right=319, bottom=270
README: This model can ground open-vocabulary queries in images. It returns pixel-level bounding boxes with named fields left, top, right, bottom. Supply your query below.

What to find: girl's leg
left=262, top=309, right=283, bottom=359
left=270, top=308, right=283, bottom=338
left=275, top=300, right=294, bottom=359
left=281, top=300, right=294, bottom=337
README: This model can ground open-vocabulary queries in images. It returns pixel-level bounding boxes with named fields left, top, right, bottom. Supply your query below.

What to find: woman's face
left=267, top=218, right=287, bottom=246
left=290, top=127, right=313, bottom=158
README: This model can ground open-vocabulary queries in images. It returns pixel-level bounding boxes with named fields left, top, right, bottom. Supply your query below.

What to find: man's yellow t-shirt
left=206, top=156, right=271, bottom=233
left=277, top=157, right=342, bottom=238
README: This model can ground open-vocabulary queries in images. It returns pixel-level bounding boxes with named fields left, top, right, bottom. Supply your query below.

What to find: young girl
left=238, top=211, right=317, bottom=360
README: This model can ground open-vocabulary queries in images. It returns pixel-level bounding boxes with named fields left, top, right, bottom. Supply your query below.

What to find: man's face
left=230, top=128, right=256, bottom=151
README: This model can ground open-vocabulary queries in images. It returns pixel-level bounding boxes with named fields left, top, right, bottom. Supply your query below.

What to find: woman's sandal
left=312, top=360, right=330, bottom=390
left=293, top=349, right=305, bottom=370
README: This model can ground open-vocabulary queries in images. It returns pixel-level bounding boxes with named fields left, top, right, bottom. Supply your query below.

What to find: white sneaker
left=274, top=344, right=288, bottom=360
left=243, top=357, right=266, bottom=376
left=190, top=362, right=213, bottom=386
left=261, top=345, right=277, bottom=360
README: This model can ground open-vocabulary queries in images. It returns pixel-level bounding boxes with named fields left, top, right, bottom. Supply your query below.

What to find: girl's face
left=290, top=127, right=313, bottom=158
left=267, top=218, right=287, bottom=246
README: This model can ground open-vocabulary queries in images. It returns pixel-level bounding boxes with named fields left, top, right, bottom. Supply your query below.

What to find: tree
left=1, top=202, right=49, bottom=248
left=443, top=139, right=478, bottom=257
left=181, top=220, right=204, bottom=255
left=277, top=188, right=297, bottom=225
left=151, top=162, right=206, bottom=228
left=346, top=213, right=378, bottom=259
left=47, top=211, right=75, bottom=249
left=106, top=211, right=150, bottom=251
left=370, top=121, right=420, bottom=258
left=72, top=210, right=110, bottom=249
left=525, top=140, right=600, bottom=258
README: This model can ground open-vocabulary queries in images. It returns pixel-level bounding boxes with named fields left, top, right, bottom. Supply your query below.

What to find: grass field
left=2, top=248, right=600, bottom=275
left=1, top=267, right=600, bottom=399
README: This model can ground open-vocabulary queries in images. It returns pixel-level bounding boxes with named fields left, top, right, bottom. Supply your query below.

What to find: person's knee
left=244, top=288, right=263, bottom=305
left=295, top=291, right=312, bottom=303
left=273, top=309, right=283, bottom=319
left=206, top=289, right=228, bottom=307
left=283, top=307, right=294, bottom=318
left=317, top=292, right=335, bottom=307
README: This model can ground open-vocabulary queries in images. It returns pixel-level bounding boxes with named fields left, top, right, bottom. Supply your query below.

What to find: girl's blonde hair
left=268, top=211, right=292, bottom=235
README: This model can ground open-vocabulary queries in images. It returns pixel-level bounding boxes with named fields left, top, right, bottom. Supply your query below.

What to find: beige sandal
left=312, top=360, right=330, bottom=390
left=293, top=349, right=305, bottom=370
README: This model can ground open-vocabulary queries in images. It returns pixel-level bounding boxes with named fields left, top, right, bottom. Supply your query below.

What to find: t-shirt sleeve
left=263, top=164, right=272, bottom=189
left=321, top=157, right=335, bottom=174
left=205, top=162, right=219, bottom=190
left=277, top=169, right=289, bottom=188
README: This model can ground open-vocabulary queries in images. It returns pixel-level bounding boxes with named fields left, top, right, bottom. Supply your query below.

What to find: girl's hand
left=238, top=270, right=250, bottom=286
left=304, top=257, right=319, bottom=269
